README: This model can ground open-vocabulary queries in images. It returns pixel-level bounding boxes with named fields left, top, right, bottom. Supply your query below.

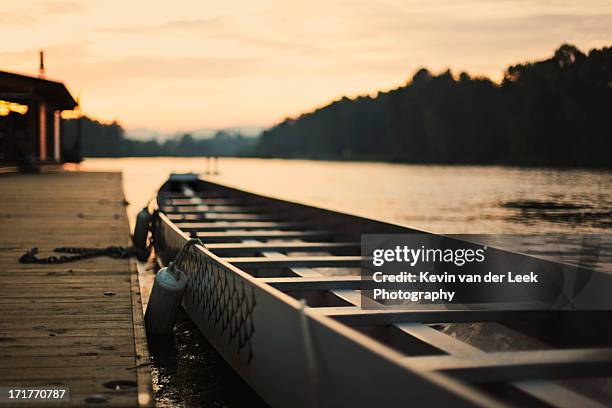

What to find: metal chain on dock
left=19, top=246, right=137, bottom=264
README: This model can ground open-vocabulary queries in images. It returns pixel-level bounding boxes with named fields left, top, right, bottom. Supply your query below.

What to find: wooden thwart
left=163, top=205, right=265, bottom=214
left=196, top=230, right=332, bottom=242
left=317, top=307, right=557, bottom=325
left=405, top=348, right=612, bottom=383
left=163, top=198, right=242, bottom=206
left=168, top=213, right=279, bottom=221
left=262, top=276, right=364, bottom=291
left=176, top=221, right=309, bottom=231
left=206, top=241, right=359, bottom=255
left=225, top=255, right=362, bottom=268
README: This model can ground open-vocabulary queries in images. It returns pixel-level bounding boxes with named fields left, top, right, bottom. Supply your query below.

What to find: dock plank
left=0, top=172, right=152, bottom=407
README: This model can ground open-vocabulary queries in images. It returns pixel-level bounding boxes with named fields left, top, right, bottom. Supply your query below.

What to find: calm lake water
left=80, top=157, right=611, bottom=406
left=82, top=157, right=611, bottom=234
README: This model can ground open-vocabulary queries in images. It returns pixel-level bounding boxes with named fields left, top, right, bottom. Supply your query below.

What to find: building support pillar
left=53, top=110, right=61, bottom=162
left=38, top=102, right=46, bottom=162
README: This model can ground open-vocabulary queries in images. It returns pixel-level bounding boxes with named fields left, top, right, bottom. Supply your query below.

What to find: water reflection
left=501, top=199, right=612, bottom=229
left=81, top=158, right=612, bottom=235
left=148, top=309, right=268, bottom=408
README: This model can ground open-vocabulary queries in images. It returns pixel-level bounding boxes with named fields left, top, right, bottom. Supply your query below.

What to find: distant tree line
left=62, top=118, right=256, bottom=158
left=253, top=44, right=611, bottom=168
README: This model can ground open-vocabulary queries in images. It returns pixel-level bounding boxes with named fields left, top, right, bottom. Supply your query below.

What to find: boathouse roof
left=0, top=69, right=77, bottom=110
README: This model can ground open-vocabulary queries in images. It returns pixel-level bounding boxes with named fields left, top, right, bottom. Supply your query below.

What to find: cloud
left=356, top=8, right=612, bottom=36
left=347, top=9, right=612, bottom=75
left=0, top=14, right=35, bottom=25
left=95, top=17, right=221, bottom=34
left=44, top=1, right=84, bottom=14
left=65, top=55, right=262, bottom=86
left=96, top=16, right=325, bottom=55
left=0, top=1, right=83, bottom=25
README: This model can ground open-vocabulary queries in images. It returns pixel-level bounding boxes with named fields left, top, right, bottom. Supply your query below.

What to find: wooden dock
left=0, top=172, right=152, bottom=406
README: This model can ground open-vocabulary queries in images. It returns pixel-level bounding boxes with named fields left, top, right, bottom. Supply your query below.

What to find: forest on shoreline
left=254, top=44, right=611, bottom=168
left=66, top=44, right=611, bottom=168
left=62, top=119, right=256, bottom=158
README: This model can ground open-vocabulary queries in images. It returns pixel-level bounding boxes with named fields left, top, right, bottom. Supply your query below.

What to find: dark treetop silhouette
left=64, top=44, right=611, bottom=168
left=61, top=119, right=256, bottom=158
left=254, top=44, right=611, bottom=168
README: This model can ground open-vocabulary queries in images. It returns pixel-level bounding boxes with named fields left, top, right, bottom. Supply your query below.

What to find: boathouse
left=0, top=70, right=78, bottom=170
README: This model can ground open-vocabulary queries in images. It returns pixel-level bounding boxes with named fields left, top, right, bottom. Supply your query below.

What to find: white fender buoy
left=145, top=262, right=187, bottom=335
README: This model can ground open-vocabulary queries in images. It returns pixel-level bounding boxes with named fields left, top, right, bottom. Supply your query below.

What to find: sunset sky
left=1, top=0, right=611, bottom=133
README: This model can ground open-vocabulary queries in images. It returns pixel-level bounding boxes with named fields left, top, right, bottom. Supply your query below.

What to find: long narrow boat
left=150, top=173, right=612, bottom=407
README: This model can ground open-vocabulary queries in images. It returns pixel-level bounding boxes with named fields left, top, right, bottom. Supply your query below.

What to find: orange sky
left=1, top=0, right=611, bottom=132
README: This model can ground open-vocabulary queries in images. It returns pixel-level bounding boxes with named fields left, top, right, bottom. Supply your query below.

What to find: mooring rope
left=172, top=238, right=204, bottom=266
left=167, top=238, right=205, bottom=279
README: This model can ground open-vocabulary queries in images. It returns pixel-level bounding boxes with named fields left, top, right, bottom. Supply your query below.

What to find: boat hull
left=152, top=178, right=493, bottom=407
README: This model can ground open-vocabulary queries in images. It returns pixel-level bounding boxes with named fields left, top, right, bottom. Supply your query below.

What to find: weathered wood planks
left=0, top=172, right=152, bottom=407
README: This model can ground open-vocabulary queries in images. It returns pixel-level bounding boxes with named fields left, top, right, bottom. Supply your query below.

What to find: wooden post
left=53, top=110, right=61, bottom=162
left=76, top=115, right=82, bottom=161
left=38, top=102, right=46, bottom=162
